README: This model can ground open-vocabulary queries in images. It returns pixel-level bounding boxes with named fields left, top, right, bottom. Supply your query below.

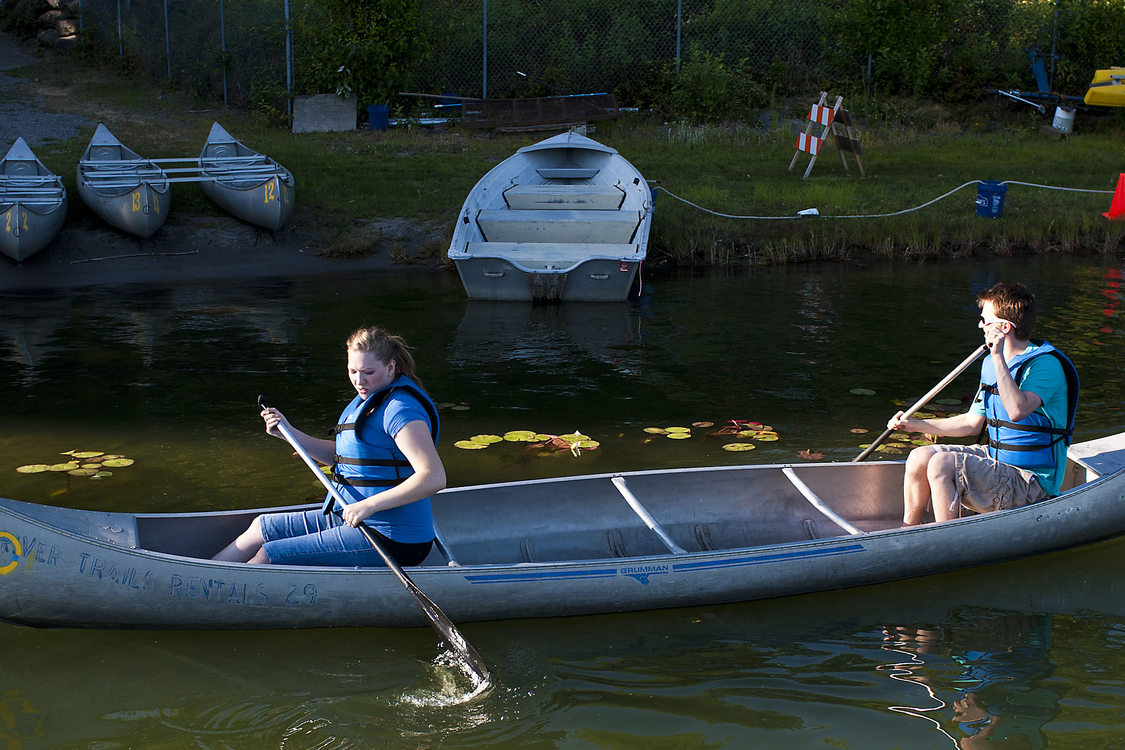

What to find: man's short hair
left=978, top=282, right=1036, bottom=339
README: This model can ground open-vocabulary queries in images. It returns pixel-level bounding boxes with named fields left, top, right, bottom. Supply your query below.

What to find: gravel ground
left=0, top=32, right=90, bottom=151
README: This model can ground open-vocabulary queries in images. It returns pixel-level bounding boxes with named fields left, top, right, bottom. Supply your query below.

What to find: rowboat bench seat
left=477, top=208, right=642, bottom=244
left=503, top=184, right=625, bottom=211
left=535, top=167, right=600, bottom=179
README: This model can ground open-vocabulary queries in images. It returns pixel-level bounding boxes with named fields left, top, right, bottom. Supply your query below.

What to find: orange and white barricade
left=788, top=92, right=865, bottom=179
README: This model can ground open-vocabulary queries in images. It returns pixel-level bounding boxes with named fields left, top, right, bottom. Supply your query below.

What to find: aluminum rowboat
left=198, top=122, right=295, bottom=230
left=0, top=138, right=68, bottom=262
left=76, top=124, right=170, bottom=238
left=447, top=131, right=654, bottom=302
left=0, top=433, right=1122, bottom=629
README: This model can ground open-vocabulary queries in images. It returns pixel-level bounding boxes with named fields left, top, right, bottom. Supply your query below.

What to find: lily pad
left=557, top=432, right=590, bottom=442
left=571, top=440, right=600, bottom=450
left=68, top=451, right=105, bottom=459
left=15, top=464, right=50, bottom=474
left=92, top=471, right=113, bottom=479
left=48, top=462, right=80, bottom=472
left=754, top=433, right=779, bottom=442
left=67, top=468, right=99, bottom=477
left=469, top=434, right=503, bottom=444
left=849, top=388, right=876, bottom=396
left=666, top=432, right=692, bottom=440
left=691, top=421, right=714, bottom=428
left=722, top=443, right=757, bottom=452
left=850, top=428, right=869, bottom=434
left=454, top=440, right=490, bottom=450
left=643, top=427, right=668, bottom=434
left=101, top=458, right=135, bottom=468
left=664, top=426, right=690, bottom=433
left=503, top=431, right=540, bottom=442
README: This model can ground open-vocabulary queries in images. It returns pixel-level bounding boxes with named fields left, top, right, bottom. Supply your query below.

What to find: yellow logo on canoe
left=0, top=531, right=22, bottom=575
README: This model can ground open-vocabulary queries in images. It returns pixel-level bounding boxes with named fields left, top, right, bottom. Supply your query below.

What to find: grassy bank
left=12, top=50, right=1125, bottom=266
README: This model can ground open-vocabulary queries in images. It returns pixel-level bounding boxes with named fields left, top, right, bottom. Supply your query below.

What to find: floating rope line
left=656, top=180, right=1114, bottom=221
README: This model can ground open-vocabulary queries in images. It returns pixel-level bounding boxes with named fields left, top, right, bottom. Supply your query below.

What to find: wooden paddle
left=257, top=396, right=489, bottom=684
left=853, top=344, right=989, bottom=462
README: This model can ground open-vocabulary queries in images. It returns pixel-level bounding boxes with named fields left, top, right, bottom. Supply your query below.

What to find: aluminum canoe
left=0, top=137, right=68, bottom=262
left=447, top=131, right=655, bottom=302
left=76, top=123, right=170, bottom=238
left=1, top=433, right=1122, bottom=630
left=198, top=122, right=295, bottom=230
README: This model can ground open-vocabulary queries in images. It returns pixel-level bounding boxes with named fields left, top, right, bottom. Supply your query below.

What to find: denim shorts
left=260, top=509, right=433, bottom=567
left=930, top=443, right=1048, bottom=515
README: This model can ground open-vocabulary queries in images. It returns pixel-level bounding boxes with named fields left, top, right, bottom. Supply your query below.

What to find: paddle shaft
left=853, top=344, right=989, bottom=462
left=258, top=397, right=489, bottom=683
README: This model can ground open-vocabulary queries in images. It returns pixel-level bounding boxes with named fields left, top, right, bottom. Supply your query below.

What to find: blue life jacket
left=329, top=376, right=439, bottom=505
left=980, top=341, right=1079, bottom=468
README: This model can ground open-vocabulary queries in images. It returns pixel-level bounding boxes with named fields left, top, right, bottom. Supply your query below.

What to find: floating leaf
left=67, top=468, right=99, bottom=477
left=722, top=443, right=757, bottom=452
left=754, top=433, right=779, bottom=442
left=797, top=449, right=825, bottom=460
left=92, top=471, right=113, bottom=479
left=469, top=434, right=503, bottom=444
left=449, top=404, right=471, bottom=411
left=454, top=440, right=490, bottom=450
left=849, top=388, right=876, bottom=396
left=69, top=451, right=105, bottom=459
left=643, top=427, right=668, bottom=434
left=850, top=428, right=869, bottom=434
left=571, top=440, right=599, bottom=449
left=48, top=462, right=80, bottom=472
left=691, top=421, right=714, bottom=428
left=664, top=427, right=690, bottom=433
left=503, top=430, right=539, bottom=442
left=15, top=464, right=50, bottom=474
left=666, top=432, right=691, bottom=440
left=81, top=463, right=104, bottom=470
left=557, top=432, right=590, bottom=442
left=101, top=458, right=135, bottom=468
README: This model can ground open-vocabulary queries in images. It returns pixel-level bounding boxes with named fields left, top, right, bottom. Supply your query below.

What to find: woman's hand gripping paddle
left=257, top=395, right=489, bottom=684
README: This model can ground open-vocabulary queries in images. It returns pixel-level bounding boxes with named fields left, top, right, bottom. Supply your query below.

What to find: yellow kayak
left=1084, top=67, right=1125, bottom=107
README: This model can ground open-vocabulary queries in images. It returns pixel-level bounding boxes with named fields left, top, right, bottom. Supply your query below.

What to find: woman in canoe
left=214, top=326, right=444, bottom=566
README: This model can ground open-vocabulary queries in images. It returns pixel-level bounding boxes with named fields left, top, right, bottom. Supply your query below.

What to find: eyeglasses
left=978, top=315, right=1011, bottom=329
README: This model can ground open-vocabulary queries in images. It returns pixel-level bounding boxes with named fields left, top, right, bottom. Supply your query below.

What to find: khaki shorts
left=930, top=444, right=1048, bottom=515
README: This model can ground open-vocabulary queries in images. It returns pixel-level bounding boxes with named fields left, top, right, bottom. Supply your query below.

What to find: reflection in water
left=450, top=300, right=643, bottom=374
left=881, top=612, right=1056, bottom=749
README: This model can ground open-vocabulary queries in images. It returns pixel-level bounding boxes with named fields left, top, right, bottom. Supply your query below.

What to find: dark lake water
left=1, top=255, right=1123, bottom=748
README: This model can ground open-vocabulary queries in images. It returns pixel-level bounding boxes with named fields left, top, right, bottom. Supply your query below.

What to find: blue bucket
left=975, top=180, right=1007, bottom=218
left=368, top=104, right=389, bottom=132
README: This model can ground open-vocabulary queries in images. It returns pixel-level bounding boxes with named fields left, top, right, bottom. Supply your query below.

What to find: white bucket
left=1052, top=106, right=1075, bottom=134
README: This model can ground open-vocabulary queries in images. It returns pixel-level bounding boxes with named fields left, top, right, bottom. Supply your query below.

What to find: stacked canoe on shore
left=0, top=123, right=295, bottom=260
left=75, top=122, right=295, bottom=237
left=0, top=138, right=68, bottom=262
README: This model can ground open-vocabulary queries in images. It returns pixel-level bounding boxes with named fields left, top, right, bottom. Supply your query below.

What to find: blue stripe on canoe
left=465, top=568, right=619, bottom=584
left=673, top=543, right=866, bottom=572
left=462, top=543, right=866, bottom=584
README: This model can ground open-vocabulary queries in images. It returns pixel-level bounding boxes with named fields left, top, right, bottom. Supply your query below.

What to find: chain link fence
left=63, top=0, right=1114, bottom=119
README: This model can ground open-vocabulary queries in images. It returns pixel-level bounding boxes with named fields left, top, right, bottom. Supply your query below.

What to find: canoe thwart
left=782, top=467, right=864, bottom=536
left=611, top=475, right=688, bottom=554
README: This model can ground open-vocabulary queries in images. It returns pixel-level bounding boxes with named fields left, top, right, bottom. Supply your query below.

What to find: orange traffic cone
left=1105, top=173, right=1125, bottom=220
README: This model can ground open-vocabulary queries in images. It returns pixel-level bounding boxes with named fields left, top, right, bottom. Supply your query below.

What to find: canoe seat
left=503, top=184, right=624, bottom=211
left=477, top=208, right=642, bottom=244
left=464, top=241, right=640, bottom=270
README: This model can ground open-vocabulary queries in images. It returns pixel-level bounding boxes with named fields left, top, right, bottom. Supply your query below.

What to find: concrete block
left=292, top=94, right=355, bottom=134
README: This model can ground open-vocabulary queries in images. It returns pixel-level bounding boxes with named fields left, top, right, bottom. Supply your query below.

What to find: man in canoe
left=888, top=282, right=1078, bottom=525
left=213, top=326, right=444, bottom=565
